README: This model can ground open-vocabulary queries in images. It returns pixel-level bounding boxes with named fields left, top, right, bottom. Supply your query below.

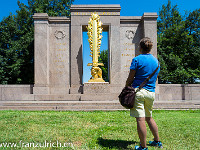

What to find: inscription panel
left=120, top=27, right=138, bottom=84
left=71, top=12, right=119, bottom=16
left=83, top=83, right=110, bottom=94
left=49, top=26, right=69, bottom=93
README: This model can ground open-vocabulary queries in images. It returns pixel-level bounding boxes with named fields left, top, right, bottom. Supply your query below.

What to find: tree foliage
left=0, top=0, right=74, bottom=84
left=157, top=0, right=200, bottom=84
left=99, top=50, right=109, bottom=82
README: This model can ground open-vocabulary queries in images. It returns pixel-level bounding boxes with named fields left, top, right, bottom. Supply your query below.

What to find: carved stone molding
left=125, top=30, right=135, bottom=39
left=54, top=30, right=66, bottom=39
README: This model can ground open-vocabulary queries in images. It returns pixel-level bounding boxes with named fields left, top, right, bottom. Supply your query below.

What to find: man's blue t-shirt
left=130, top=54, right=160, bottom=92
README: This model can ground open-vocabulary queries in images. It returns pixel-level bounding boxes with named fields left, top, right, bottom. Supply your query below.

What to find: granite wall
left=0, top=85, right=33, bottom=100
left=158, top=84, right=200, bottom=101
left=0, top=84, right=199, bottom=101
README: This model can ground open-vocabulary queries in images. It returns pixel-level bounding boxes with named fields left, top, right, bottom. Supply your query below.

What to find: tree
left=185, top=9, right=200, bottom=47
left=157, top=0, right=200, bottom=84
left=27, top=0, right=73, bottom=16
left=0, top=0, right=74, bottom=84
left=184, top=9, right=200, bottom=83
left=99, top=49, right=109, bottom=82
left=0, top=15, right=26, bottom=84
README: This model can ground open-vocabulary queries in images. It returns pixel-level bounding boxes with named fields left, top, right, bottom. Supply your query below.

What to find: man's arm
left=125, top=69, right=136, bottom=87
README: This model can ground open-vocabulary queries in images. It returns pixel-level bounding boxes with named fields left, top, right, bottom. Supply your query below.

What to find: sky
left=0, top=0, right=200, bottom=21
left=0, top=0, right=199, bottom=82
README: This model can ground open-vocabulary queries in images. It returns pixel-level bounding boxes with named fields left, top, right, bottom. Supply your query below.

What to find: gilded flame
left=87, top=12, right=105, bottom=82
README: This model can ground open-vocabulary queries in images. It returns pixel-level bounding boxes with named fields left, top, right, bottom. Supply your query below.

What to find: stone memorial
left=31, top=5, right=158, bottom=101
left=1, top=5, right=199, bottom=110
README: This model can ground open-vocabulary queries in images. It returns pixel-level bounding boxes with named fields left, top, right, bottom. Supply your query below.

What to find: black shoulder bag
left=118, top=64, right=159, bottom=109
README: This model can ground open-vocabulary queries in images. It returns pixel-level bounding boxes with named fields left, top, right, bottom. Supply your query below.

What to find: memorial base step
left=0, top=100, right=199, bottom=111
left=16, top=94, right=119, bottom=101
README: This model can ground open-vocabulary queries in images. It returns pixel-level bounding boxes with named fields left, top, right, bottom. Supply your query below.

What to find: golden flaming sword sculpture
left=87, top=12, right=105, bottom=82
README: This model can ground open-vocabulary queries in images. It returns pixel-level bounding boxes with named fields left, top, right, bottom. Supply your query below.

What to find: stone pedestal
left=83, top=82, right=110, bottom=94
left=142, top=13, right=159, bottom=100
left=33, top=13, right=70, bottom=95
left=33, top=13, right=49, bottom=94
left=142, top=13, right=158, bottom=57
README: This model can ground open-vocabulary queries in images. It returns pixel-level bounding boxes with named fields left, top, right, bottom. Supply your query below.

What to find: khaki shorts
left=130, top=88, right=155, bottom=118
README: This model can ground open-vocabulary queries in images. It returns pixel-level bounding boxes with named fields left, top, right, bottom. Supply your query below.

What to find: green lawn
left=0, top=110, right=199, bottom=150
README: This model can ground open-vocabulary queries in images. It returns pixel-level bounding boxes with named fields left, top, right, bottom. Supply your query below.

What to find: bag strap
left=138, top=63, right=160, bottom=90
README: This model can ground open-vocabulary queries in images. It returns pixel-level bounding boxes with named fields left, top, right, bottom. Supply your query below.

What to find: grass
left=0, top=110, right=199, bottom=150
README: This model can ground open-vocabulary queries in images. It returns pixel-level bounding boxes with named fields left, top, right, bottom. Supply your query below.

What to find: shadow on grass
left=97, top=137, right=136, bottom=149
